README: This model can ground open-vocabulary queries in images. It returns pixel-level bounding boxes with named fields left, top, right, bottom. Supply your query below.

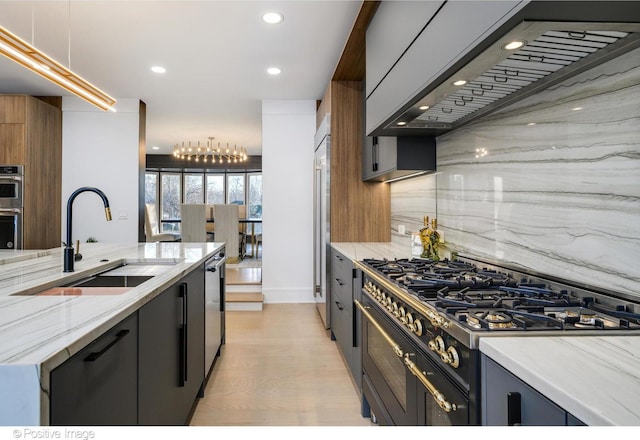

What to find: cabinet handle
left=206, top=266, right=217, bottom=272
left=335, top=301, right=343, bottom=311
left=84, top=329, right=130, bottom=362
left=335, top=278, right=344, bottom=286
left=372, top=136, right=378, bottom=172
left=179, top=283, right=188, bottom=387
left=507, top=392, right=522, bottom=426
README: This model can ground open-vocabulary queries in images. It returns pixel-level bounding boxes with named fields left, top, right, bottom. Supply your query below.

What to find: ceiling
left=0, top=0, right=363, bottom=156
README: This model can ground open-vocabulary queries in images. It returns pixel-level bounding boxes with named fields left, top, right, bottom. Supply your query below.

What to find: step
left=225, top=267, right=261, bottom=285
left=226, top=291, right=263, bottom=311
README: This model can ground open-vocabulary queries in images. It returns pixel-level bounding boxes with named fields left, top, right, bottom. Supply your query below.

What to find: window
left=227, top=174, right=245, bottom=205
left=145, top=172, right=158, bottom=205
left=248, top=173, right=262, bottom=218
left=145, top=170, right=261, bottom=231
left=184, top=174, right=204, bottom=204
left=206, top=174, right=225, bottom=205
left=160, top=173, right=181, bottom=232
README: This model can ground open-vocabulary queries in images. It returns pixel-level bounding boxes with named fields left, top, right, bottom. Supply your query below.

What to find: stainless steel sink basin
left=10, top=258, right=179, bottom=296
left=67, top=275, right=154, bottom=288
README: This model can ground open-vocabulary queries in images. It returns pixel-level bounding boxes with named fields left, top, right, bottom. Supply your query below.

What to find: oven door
left=0, top=176, right=23, bottom=209
left=357, top=296, right=418, bottom=425
left=0, top=208, right=22, bottom=249
left=356, top=295, right=470, bottom=426
left=413, top=347, right=470, bottom=425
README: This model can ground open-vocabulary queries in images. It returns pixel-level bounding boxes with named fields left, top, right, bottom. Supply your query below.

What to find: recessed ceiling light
left=419, top=105, right=430, bottom=111
left=151, top=66, right=166, bottom=74
left=262, top=12, right=284, bottom=24
left=503, top=40, right=526, bottom=50
left=152, top=146, right=160, bottom=150
left=267, top=67, right=281, bottom=75
left=572, top=106, right=583, bottom=111
left=527, top=122, right=536, bottom=126
left=453, top=79, right=467, bottom=86
left=397, top=121, right=407, bottom=126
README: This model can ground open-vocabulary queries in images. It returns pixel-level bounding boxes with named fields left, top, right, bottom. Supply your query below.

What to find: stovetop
left=361, top=257, right=640, bottom=334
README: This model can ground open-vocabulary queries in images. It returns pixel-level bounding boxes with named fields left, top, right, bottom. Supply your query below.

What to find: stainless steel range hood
left=385, top=20, right=640, bottom=135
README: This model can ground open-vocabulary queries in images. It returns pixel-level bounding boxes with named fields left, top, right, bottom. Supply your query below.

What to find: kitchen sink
left=11, top=259, right=178, bottom=296
left=66, top=275, right=154, bottom=288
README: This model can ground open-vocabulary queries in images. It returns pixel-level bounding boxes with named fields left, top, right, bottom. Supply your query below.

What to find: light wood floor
left=190, top=303, right=373, bottom=426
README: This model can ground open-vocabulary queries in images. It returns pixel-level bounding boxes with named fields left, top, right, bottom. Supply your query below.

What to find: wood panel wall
left=0, top=95, right=62, bottom=249
left=329, top=81, right=390, bottom=242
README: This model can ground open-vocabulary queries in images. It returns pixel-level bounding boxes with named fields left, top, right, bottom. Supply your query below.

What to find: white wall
left=261, top=100, right=316, bottom=303
left=61, top=97, right=141, bottom=244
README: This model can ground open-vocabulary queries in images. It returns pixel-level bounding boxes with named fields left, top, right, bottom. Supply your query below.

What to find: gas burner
left=465, top=310, right=518, bottom=330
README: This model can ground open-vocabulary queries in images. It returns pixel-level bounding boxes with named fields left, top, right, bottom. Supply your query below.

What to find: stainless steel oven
left=0, top=165, right=24, bottom=209
left=356, top=294, right=469, bottom=426
left=0, top=208, right=22, bottom=249
left=0, top=166, right=24, bottom=249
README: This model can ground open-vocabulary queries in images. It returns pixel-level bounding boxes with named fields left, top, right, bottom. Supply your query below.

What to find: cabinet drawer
left=50, top=313, right=138, bottom=425
left=330, top=248, right=353, bottom=292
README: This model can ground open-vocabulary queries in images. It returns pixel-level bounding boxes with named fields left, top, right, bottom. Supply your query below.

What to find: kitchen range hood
left=385, top=20, right=640, bottom=135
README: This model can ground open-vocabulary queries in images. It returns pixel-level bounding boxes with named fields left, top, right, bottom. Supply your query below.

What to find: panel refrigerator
left=313, top=116, right=330, bottom=329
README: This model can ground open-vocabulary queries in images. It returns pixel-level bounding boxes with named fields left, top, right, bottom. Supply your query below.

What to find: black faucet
left=64, top=187, right=112, bottom=272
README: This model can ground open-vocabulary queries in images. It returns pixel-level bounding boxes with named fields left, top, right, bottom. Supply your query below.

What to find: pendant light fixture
left=173, top=137, right=248, bottom=164
left=0, top=25, right=117, bottom=112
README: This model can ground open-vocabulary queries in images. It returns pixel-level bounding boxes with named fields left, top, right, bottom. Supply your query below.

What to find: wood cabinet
left=322, top=81, right=390, bottom=242
left=330, top=247, right=361, bottom=390
left=362, top=135, right=436, bottom=182
left=50, top=313, right=138, bottom=425
left=0, top=95, right=62, bottom=249
left=365, top=1, right=524, bottom=135
left=139, top=266, right=205, bottom=425
left=481, top=354, right=585, bottom=426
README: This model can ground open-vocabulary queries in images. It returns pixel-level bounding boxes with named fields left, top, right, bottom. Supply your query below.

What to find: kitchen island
left=0, top=242, right=224, bottom=426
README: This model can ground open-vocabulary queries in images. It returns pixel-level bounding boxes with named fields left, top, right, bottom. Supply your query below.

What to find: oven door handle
left=354, top=299, right=404, bottom=358
left=404, top=354, right=457, bottom=413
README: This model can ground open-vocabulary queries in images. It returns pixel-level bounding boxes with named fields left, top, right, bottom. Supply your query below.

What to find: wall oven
left=0, top=166, right=24, bottom=249
left=0, top=165, right=24, bottom=209
left=356, top=294, right=469, bottom=426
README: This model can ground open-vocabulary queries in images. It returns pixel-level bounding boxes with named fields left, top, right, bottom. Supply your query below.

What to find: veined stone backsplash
left=391, top=47, right=640, bottom=297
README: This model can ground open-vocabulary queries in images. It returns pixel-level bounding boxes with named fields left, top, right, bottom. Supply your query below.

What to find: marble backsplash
left=391, top=47, right=640, bottom=298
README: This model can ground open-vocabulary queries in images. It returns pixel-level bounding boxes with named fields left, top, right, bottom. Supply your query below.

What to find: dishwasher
left=204, top=250, right=226, bottom=379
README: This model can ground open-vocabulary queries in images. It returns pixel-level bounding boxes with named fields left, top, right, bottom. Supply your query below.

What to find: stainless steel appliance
left=0, top=165, right=24, bottom=249
left=204, top=249, right=226, bottom=379
left=313, top=115, right=330, bottom=328
left=355, top=256, right=640, bottom=425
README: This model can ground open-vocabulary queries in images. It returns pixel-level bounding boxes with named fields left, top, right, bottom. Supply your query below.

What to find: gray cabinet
left=330, top=247, right=361, bottom=390
left=138, top=266, right=205, bottom=425
left=362, top=136, right=436, bottom=182
left=50, top=313, right=138, bottom=425
left=481, top=354, right=584, bottom=426
left=365, top=1, right=525, bottom=135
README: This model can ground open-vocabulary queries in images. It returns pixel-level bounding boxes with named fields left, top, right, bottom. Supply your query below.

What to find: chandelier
left=173, top=137, right=248, bottom=164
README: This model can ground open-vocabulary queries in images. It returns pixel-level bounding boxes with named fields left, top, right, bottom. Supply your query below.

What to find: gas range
left=356, top=256, right=640, bottom=393
left=359, top=256, right=640, bottom=347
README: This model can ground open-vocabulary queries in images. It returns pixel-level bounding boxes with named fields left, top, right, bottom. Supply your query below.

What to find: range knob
left=405, top=312, right=414, bottom=330
left=413, top=318, right=424, bottom=336
left=398, top=306, right=407, bottom=323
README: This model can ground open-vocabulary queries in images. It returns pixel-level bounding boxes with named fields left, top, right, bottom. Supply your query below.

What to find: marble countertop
left=330, top=242, right=414, bottom=262
left=0, top=242, right=224, bottom=425
left=480, top=336, right=640, bottom=426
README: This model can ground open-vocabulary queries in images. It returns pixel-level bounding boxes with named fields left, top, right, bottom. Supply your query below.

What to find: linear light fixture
left=0, top=25, right=116, bottom=112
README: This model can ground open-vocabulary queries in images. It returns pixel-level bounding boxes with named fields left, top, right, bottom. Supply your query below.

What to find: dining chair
left=180, top=204, right=206, bottom=243
left=213, top=204, right=240, bottom=262
left=144, top=203, right=181, bottom=242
